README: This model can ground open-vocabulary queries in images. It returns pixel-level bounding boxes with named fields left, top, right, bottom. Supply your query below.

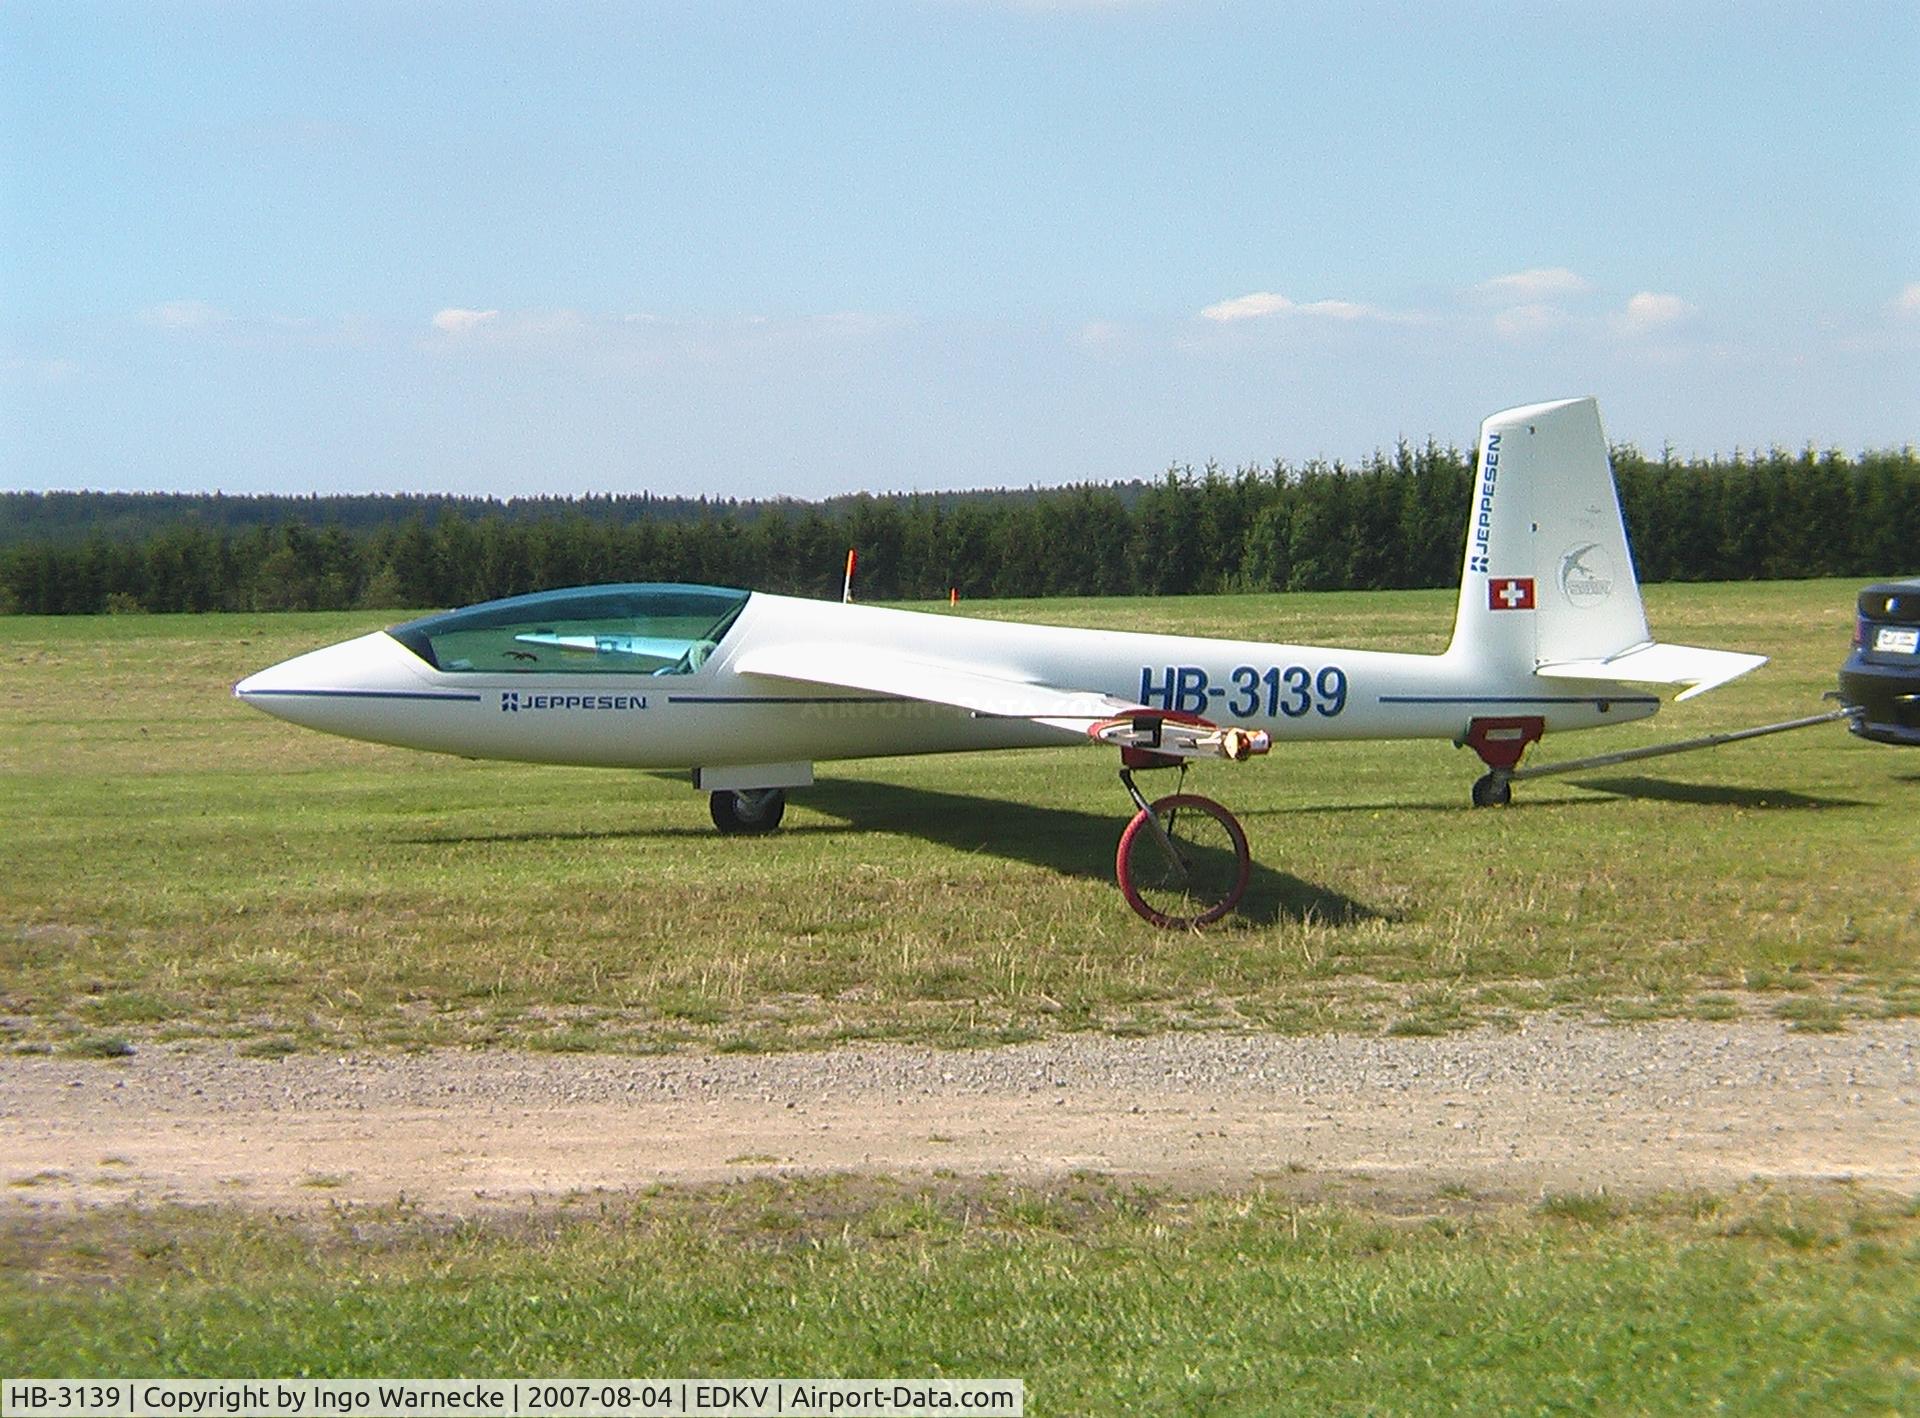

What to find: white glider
left=236, top=397, right=1765, bottom=926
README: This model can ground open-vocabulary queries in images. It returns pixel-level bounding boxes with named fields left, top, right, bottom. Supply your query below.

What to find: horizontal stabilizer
left=733, top=643, right=1133, bottom=728
left=1536, top=641, right=1768, bottom=701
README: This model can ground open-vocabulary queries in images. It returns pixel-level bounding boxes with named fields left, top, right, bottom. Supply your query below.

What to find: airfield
left=3, top=578, right=1917, bottom=1408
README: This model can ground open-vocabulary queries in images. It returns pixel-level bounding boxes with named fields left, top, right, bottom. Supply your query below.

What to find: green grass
left=2, top=1180, right=1914, bottom=1412
left=1, top=582, right=1914, bottom=1053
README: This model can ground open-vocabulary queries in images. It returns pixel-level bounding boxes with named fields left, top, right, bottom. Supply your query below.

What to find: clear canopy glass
left=388, top=584, right=750, bottom=675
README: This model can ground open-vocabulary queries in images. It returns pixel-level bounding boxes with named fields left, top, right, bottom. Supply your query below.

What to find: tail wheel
left=1115, top=793, right=1250, bottom=929
left=710, top=788, right=787, bottom=835
left=1471, top=772, right=1512, bottom=808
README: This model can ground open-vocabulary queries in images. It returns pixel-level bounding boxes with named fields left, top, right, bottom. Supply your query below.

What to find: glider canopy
left=388, top=583, right=750, bottom=675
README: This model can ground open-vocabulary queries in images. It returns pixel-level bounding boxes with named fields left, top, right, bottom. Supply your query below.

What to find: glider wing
left=734, top=644, right=1272, bottom=762
left=731, top=642, right=1134, bottom=731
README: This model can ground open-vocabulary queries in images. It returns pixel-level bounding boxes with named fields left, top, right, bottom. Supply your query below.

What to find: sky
left=3, top=0, right=1917, bottom=499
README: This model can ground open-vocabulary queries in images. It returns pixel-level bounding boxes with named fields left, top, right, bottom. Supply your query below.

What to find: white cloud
left=1200, top=291, right=1295, bottom=322
left=1492, top=303, right=1569, bottom=339
left=143, top=299, right=229, bottom=329
left=1198, top=291, right=1412, bottom=324
left=431, top=307, right=500, bottom=334
left=1612, top=291, right=1697, bottom=335
left=1895, top=282, right=1920, bottom=318
left=1294, top=298, right=1382, bottom=321
left=1475, top=267, right=1589, bottom=302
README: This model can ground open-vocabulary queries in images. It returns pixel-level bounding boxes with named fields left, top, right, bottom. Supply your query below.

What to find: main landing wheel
left=1115, top=793, right=1251, bottom=930
left=710, top=788, right=787, bottom=835
left=1471, top=772, right=1512, bottom=808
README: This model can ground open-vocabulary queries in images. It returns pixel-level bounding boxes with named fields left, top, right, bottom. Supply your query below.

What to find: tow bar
left=1475, top=703, right=1862, bottom=804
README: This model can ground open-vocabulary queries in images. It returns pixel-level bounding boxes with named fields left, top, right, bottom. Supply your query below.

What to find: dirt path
left=4, top=1018, right=1915, bottom=1214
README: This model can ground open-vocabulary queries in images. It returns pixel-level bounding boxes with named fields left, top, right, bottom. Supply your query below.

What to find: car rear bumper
left=1839, top=655, right=1920, bottom=746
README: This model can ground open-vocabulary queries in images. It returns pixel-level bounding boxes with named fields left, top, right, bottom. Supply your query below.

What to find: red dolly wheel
left=1115, top=793, right=1250, bottom=929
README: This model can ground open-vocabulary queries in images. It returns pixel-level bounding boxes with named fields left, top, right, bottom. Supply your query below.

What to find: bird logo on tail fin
left=1559, top=542, right=1616, bottom=608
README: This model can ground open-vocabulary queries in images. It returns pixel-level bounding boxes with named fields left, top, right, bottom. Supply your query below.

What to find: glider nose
left=232, top=662, right=293, bottom=705
left=234, top=631, right=437, bottom=733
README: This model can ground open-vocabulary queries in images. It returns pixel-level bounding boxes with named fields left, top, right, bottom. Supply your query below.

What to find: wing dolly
left=1087, top=709, right=1269, bottom=929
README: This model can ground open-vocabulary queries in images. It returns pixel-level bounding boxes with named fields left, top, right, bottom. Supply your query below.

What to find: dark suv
left=1839, top=577, right=1920, bottom=745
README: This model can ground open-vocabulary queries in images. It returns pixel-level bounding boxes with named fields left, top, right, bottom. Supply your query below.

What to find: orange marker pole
left=842, top=548, right=857, bottom=604
left=949, top=587, right=958, bottom=607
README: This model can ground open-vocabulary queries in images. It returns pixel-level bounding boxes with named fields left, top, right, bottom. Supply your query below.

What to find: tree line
left=0, top=483, right=1089, bottom=549
left=2, top=443, right=1914, bottom=616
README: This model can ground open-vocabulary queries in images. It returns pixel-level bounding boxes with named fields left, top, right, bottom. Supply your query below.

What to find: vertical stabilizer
left=1445, top=397, right=1651, bottom=671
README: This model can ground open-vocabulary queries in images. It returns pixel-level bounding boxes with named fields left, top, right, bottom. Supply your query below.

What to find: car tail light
left=1854, top=615, right=1868, bottom=648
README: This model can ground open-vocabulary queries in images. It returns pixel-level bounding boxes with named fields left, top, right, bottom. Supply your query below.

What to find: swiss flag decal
left=1489, top=576, right=1536, bottom=611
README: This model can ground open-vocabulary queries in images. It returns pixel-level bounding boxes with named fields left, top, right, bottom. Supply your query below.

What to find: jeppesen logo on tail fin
left=1469, top=432, right=1500, bottom=573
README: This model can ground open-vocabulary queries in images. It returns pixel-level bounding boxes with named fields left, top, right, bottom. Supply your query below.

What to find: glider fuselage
left=234, top=590, right=1660, bottom=773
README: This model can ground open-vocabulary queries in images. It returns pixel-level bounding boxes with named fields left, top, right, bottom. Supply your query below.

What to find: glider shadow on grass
left=1248, top=769, right=1863, bottom=816
left=402, top=821, right=851, bottom=847
left=402, top=778, right=1379, bottom=927
left=1565, top=775, right=1864, bottom=810
left=804, top=778, right=1380, bottom=928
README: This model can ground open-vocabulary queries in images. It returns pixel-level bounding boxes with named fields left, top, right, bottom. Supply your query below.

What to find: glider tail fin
left=1445, top=396, right=1650, bottom=672
left=1443, top=396, right=1765, bottom=697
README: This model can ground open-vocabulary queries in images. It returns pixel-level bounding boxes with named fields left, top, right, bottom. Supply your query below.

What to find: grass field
left=3, top=1180, right=1916, bottom=1411
left=1, top=579, right=1914, bottom=1055
left=4, top=581, right=1916, bottom=1407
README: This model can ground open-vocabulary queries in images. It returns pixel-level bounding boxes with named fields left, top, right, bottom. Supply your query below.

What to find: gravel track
left=4, top=1018, right=1915, bottom=1214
